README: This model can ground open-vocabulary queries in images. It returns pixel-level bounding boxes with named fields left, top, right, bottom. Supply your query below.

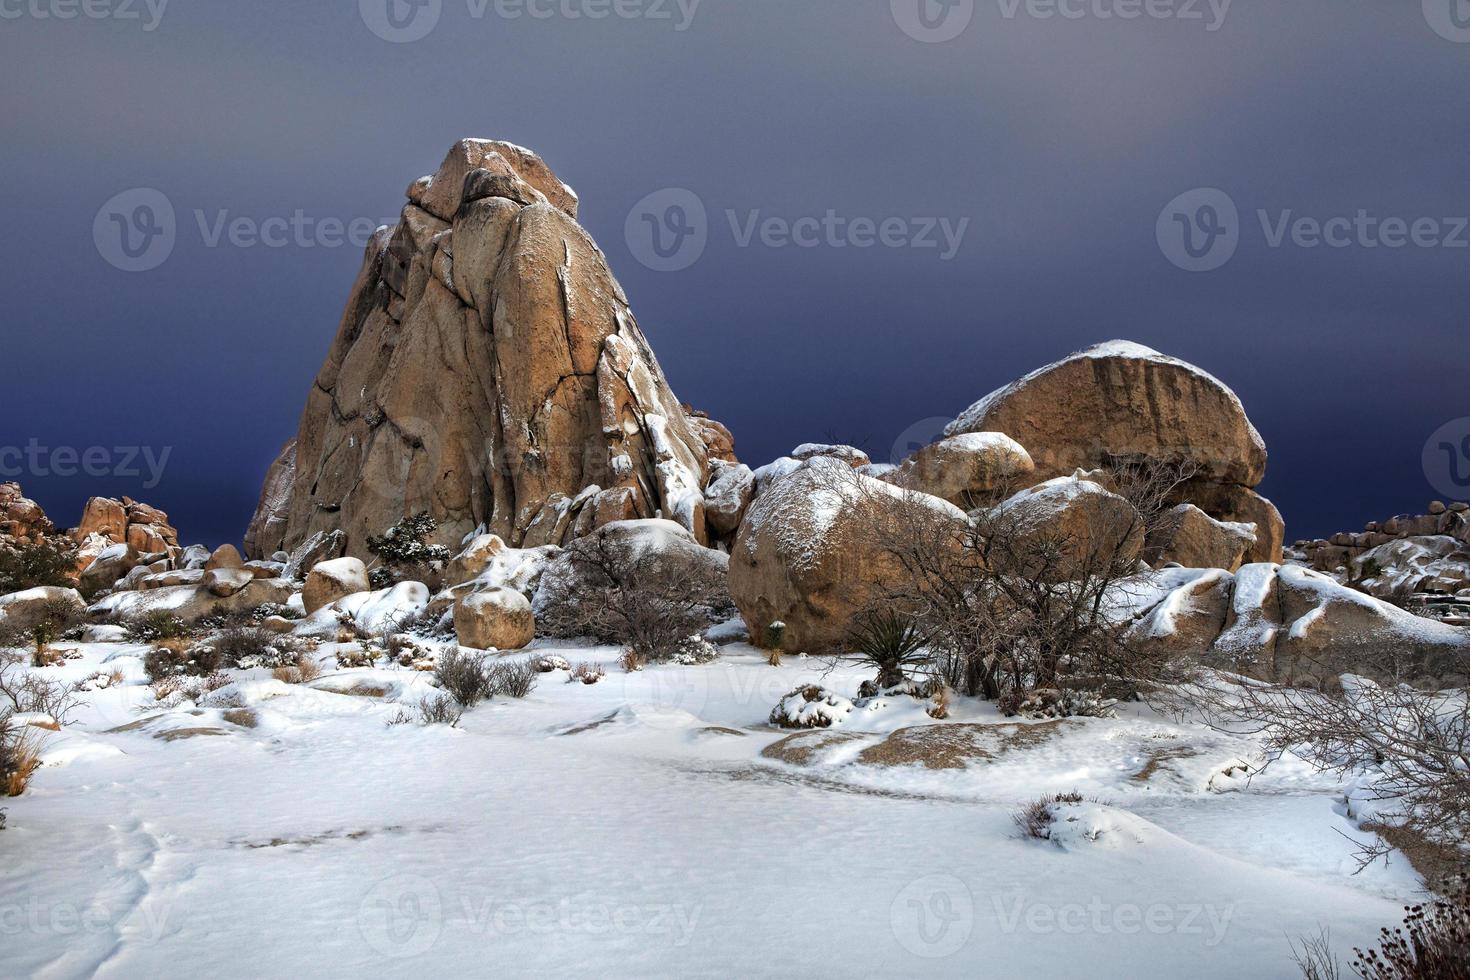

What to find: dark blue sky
left=3, top=1, right=1468, bottom=549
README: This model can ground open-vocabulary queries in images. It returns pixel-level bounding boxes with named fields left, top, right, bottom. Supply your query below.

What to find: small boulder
left=303, top=557, right=370, bottom=614
left=203, top=568, right=255, bottom=598
left=454, top=587, right=536, bottom=651
left=888, top=432, right=1034, bottom=506
left=1144, top=504, right=1257, bottom=572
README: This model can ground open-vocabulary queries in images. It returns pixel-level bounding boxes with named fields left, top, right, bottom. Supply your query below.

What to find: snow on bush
left=672, top=635, right=719, bottom=666
left=770, top=685, right=855, bottom=729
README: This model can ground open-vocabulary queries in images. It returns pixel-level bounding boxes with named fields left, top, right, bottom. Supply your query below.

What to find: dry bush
left=1349, top=880, right=1470, bottom=980
left=927, top=686, right=952, bottom=720
left=271, top=654, right=322, bottom=685
left=538, top=531, right=730, bottom=663
left=1290, top=929, right=1343, bottom=980
left=212, top=625, right=300, bottom=670
left=0, top=653, right=81, bottom=724
left=569, top=662, right=605, bottom=686
left=1, top=714, right=45, bottom=798
left=124, top=611, right=189, bottom=643
left=144, top=641, right=224, bottom=680
left=619, top=649, right=643, bottom=674
left=416, top=693, right=463, bottom=727
left=435, top=650, right=490, bottom=706
left=1012, top=791, right=1087, bottom=840
left=485, top=660, right=537, bottom=700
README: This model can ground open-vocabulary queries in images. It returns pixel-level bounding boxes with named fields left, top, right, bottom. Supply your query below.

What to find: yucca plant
left=845, top=610, right=932, bottom=690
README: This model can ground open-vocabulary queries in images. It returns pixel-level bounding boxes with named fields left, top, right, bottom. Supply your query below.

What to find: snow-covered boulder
left=703, top=461, right=756, bottom=538
left=304, top=557, right=370, bottom=614
left=1143, top=504, right=1257, bottom=572
left=294, top=581, right=432, bottom=638
left=770, top=685, right=855, bottom=729
left=886, top=432, right=1035, bottom=507
left=90, top=578, right=296, bottom=624
left=947, top=341, right=1284, bottom=563
left=533, top=519, right=728, bottom=624
left=431, top=539, right=560, bottom=619
left=729, top=459, right=967, bottom=654
left=791, top=444, right=871, bottom=468
left=1350, top=536, right=1470, bottom=602
left=79, top=542, right=144, bottom=594
left=0, top=586, right=85, bottom=633
left=988, top=477, right=1143, bottom=578
left=202, top=568, right=255, bottom=598
left=454, top=587, right=535, bottom=651
left=1122, top=563, right=1470, bottom=683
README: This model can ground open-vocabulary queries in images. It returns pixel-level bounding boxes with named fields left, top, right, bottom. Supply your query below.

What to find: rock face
left=1293, top=501, right=1470, bottom=582
left=946, top=341, right=1283, bottom=563
left=72, top=496, right=180, bottom=559
left=303, top=557, right=370, bottom=615
left=729, top=460, right=968, bottom=655
left=90, top=578, right=295, bottom=625
left=243, top=440, right=296, bottom=560
left=0, top=483, right=54, bottom=545
left=454, top=587, right=535, bottom=651
left=1124, top=564, right=1470, bottom=684
left=1144, top=504, right=1257, bottom=572
left=248, top=139, right=718, bottom=559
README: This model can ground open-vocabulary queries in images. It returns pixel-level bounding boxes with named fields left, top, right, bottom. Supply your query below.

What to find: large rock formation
left=945, top=341, right=1284, bottom=563
left=1123, top=564, right=1470, bottom=684
left=248, top=139, right=719, bottom=559
left=729, top=459, right=967, bottom=654
left=0, top=483, right=54, bottom=546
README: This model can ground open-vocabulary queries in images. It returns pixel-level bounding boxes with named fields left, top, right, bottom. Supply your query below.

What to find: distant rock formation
left=944, top=341, right=1284, bottom=563
left=1290, top=500, right=1470, bottom=609
left=0, top=483, right=54, bottom=546
left=247, top=139, right=727, bottom=559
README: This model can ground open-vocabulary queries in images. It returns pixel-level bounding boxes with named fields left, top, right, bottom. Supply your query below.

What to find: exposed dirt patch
left=328, top=684, right=392, bottom=699
left=557, top=712, right=620, bottom=736
left=222, top=709, right=259, bottom=729
left=697, top=727, right=747, bottom=738
left=106, top=715, right=167, bottom=734
left=154, top=727, right=229, bottom=742
left=1131, top=746, right=1201, bottom=783
left=232, top=826, right=406, bottom=850
left=761, top=731, right=864, bottom=766
left=858, top=722, right=1073, bottom=770
left=1361, top=821, right=1469, bottom=893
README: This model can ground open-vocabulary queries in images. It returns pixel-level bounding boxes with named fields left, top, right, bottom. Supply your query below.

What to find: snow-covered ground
left=2, top=640, right=1425, bottom=979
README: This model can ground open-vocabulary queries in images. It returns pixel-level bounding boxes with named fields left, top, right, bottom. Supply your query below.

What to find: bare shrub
left=417, top=693, right=463, bottom=727
left=0, top=654, right=81, bottom=724
left=435, top=650, right=491, bottom=706
left=213, top=625, right=300, bottom=670
left=144, top=640, right=224, bottom=680
left=570, top=662, right=605, bottom=686
left=272, top=654, right=322, bottom=685
left=618, top=649, right=643, bottom=674
left=1350, top=879, right=1470, bottom=979
left=1290, top=929, right=1342, bottom=980
left=539, top=531, right=730, bottom=663
left=1012, top=791, right=1087, bottom=840
left=485, top=660, right=537, bottom=700
left=125, top=611, right=190, bottom=644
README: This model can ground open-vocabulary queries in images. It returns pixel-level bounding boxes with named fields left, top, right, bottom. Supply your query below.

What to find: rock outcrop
left=1143, top=504, right=1257, bottom=572
left=1123, top=564, right=1470, bottom=684
left=945, top=341, right=1283, bottom=563
left=885, top=432, right=1034, bottom=507
left=729, top=459, right=967, bottom=654
left=71, top=495, right=182, bottom=580
left=0, top=483, right=54, bottom=546
left=248, top=139, right=720, bottom=559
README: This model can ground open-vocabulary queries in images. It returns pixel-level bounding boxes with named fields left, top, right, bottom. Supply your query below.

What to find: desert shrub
left=272, top=654, right=322, bottom=685
left=569, top=662, right=605, bottom=685
left=999, top=686, right=1117, bottom=720
left=0, top=712, right=44, bottom=798
left=252, top=603, right=301, bottom=622
left=125, top=611, right=189, bottom=644
left=0, top=534, right=78, bottom=595
left=928, top=686, right=952, bottom=720
left=336, top=645, right=377, bottom=670
left=533, top=655, right=571, bottom=673
left=764, top=622, right=786, bottom=667
left=0, top=654, right=80, bottom=724
left=416, top=693, right=463, bottom=727
left=539, top=532, right=731, bottom=663
left=367, top=513, right=451, bottom=589
left=672, top=635, right=719, bottom=666
left=845, top=610, right=931, bottom=690
left=212, top=624, right=299, bottom=670
left=144, top=639, right=224, bottom=680
left=485, top=660, right=538, bottom=699
left=1012, top=791, right=1087, bottom=840
left=770, top=685, right=854, bottom=729
left=1290, top=930, right=1342, bottom=980
left=150, top=672, right=230, bottom=706
left=435, top=650, right=491, bottom=706
left=619, top=648, right=643, bottom=673
left=1348, top=879, right=1470, bottom=979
